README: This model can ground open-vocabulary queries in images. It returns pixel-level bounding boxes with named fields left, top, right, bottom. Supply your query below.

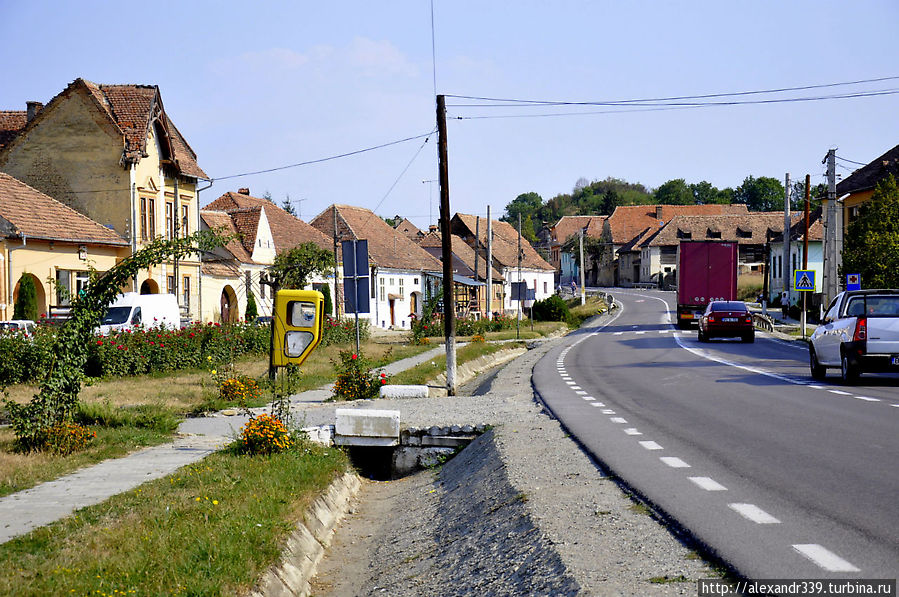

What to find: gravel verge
left=304, top=330, right=723, bottom=596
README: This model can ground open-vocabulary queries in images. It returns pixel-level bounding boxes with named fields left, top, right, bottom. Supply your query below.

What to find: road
left=533, top=289, right=898, bottom=579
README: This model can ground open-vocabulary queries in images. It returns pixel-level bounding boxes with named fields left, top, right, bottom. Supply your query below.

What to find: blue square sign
left=846, top=274, right=861, bottom=291
left=793, top=270, right=816, bottom=292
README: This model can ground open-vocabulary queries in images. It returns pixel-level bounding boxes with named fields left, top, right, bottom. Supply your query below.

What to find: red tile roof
left=395, top=218, right=422, bottom=239
left=204, top=191, right=332, bottom=253
left=451, top=214, right=555, bottom=271
left=310, top=204, right=443, bottom=271
left=417, top=231, right=503, bottom=281
left=606, top=204, right=749, bottom=246
left=199, top=210, right=253, bottom=263
left=0, top=172, right=128, bottom=245
left=836, top=143, right=899, bottom=196
left=0, top=111, right=26, bottom=151
left=551, top=215, right=606, bottom=245
left=646, top=213, right=800, bottom=247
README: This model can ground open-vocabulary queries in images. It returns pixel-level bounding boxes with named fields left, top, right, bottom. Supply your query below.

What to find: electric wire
left=835, top=155, right=868, bottom=167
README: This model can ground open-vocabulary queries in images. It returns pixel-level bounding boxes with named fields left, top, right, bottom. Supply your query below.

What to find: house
left=766, top=209, right=824, bottom=310
left=0, top=78, right=206, bottom=320
left=394, top=218, right=423, bottom=240
left=641, top=212, right=791, bottom=291
left=597, top=204, right=749, bottom=286
left=417, top=229, right=504, bottom=317
left=201, top=188, right=335, bottom=322
left=549, top=215, right=606, bottom=287
left=0, top=172, right=130, bottom=319
left=310, top=204, right=443, bottom=330
left=835, top=143, right=899, bottom=231
left=450, top=213, right=556, bottom=314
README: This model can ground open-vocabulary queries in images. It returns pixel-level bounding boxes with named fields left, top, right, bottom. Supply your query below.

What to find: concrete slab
left=379, top=385, right=429, bottom=399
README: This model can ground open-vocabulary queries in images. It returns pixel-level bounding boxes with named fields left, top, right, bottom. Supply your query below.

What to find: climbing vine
left=4, top=231, right=224, bottom=452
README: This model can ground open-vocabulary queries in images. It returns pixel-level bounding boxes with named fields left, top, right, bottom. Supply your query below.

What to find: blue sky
left=2, top=1, right=896, bottom=229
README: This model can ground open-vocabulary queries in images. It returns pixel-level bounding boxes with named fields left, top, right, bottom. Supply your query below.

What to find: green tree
left=691, top=181, right=728, bottom=204
left=245, top=292, right=258, bottom=321
left=502, top=192, right=543, bottom=224
left=733, top=176, right=785, bottom=211
left=315, top=282, right=333, bottom=317
left=520, top=215, right=538, bottom=243
left=654, top=179, right=693, bottom=205
left=841, top=175, right=899, bottom=288
left=13, top=273, right=38, bottom=320
left=268, top=242, right=335, bottom=290
left=281, top=194, right=297, bottom=216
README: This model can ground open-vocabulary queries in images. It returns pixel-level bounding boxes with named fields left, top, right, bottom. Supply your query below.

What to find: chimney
left=655, top=206, right=664, bottom=219
left=26, top=101, right=43, bottom=123
left=429, top=225, right=438, bottom=233
left=238, top=188, right=250, bottom=195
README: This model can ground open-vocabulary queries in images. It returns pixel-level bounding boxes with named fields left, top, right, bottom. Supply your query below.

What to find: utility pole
left=332, top=206, right=340, bottom=317
left=516, top=213, right=522, bottom=339
left=579, top=226, right=586, bottom=305
left=486, top=206, right=493, bottom=319
left=436, top=95, right=456, bottom=396
left=474, top=216, right=480, bottom=315
left=803, top=174, right=811, bottom=338
left=422, top=180, right=436, bottom=225
left=822, top=149, right=839, bottom=305
left=783, top=173, right=791, bottom=313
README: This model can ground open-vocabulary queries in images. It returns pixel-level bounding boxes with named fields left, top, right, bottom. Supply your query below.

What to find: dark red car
left=698, top=301, right=754, bottom=343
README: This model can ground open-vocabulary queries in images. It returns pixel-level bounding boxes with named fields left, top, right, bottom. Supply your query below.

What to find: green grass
left=567, top=296, right=610, bottom=328
left=0, top=441, right=348, bottom=596
left=389, top=341, right=524, bottom=386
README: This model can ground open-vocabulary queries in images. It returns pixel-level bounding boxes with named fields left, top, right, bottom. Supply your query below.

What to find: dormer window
left=737, top=227, right=752, bottom=239
left=677, top=229, right=692, bottom=239
left=707, top=228, right=721, bottom=239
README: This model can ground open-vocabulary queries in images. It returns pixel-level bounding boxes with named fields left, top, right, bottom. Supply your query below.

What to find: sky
left=1, top=1, right=897, bottom=230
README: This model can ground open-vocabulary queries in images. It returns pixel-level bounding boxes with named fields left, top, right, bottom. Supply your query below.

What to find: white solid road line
left=660, top=457, right=690, bottom=468
left=689, top=477, right=727, bottom=491
left=728, top=503, right=781, bottom=524
left=792, top=544, right=860, bottom=573
left=639, top=440, right=663, bottom=450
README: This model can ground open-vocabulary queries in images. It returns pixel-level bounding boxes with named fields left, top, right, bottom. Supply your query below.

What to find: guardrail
left=752, top=312, right=774, bottom=332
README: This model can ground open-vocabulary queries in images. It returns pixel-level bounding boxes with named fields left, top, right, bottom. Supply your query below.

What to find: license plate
left=891, top=355, right=899, bottom=366
left=722, top=317, right=738, bottom=322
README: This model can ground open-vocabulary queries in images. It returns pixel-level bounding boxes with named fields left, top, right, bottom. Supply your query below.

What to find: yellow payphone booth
left=271, top=290, right=324, bottom=368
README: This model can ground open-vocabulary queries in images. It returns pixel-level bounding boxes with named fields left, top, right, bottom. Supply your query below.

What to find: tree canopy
left=268, top=242, right=335, bottom=290
left=841, top=175, right=899, bottom=289
left=733, top=176, right=785, bottom=212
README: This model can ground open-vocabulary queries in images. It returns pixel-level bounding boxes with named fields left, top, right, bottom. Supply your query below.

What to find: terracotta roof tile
left=551, top=215, right=606, bottom=245
left=646, top=213, right=796, bottom=247
left=836, top=143, right=899, bottom=196
left=310, top=204, right=443, bottom=271
left=199, top=210, right=253, bottom=263
left=417, top=231, right=503, bottom=281
left=0, top=172, right=128, bottom=245
left=205, top=191, right=332, bottom=253
left=451, top=213, right=554, bottom=271
left=0, top=111, right=26, bottom=150
left=201, top=260, right=242, bottom=277
left=606, top=203, right=749, bottom=246
left=395, top=218, right=422, bottom=239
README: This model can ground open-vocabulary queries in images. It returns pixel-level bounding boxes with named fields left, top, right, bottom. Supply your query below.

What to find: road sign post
left=793, top=270, right=816, bottom=340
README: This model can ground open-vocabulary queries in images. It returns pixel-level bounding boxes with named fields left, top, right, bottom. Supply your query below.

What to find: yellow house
left=836, top=143, right=899, bottom=231
left=0, top=78, right=207, bottom=320
left=0, top=172, right=129, bottom=319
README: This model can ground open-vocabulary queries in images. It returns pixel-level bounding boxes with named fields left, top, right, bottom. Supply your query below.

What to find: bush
left=321, top=316, right=370, bottom=346
left=219, top=375, right=262, bottom=408
left=245, top=293, right=258, bottom=321
left=44, top=421, right=97, bottom=455
left=235, top=414, right=291, bottom=455
left=331, top=350, right=386, bottom=401
left=531, top=295, right=571, bottom=322
left=13, top=273, right=38, bottom=321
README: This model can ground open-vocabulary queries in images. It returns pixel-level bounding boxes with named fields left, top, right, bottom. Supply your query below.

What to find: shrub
left=321, top=316, right=369, bottom=346
left=331, top=350, right=385, bottom=401
left=245, top=293, right=258, bottom=321
left=13, top=273, right=38, bottom=321
left=235, top=414, right=291, bottom=455
left=219, top=375, right=262, bottom=409
left=531, top=295, right=571, bottom=322
left=44, top=421, right=97, bottom=455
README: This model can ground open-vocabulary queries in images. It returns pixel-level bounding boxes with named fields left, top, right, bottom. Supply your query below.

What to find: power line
left=444, top=75, right=899, bottom=107
left=835, top=155, right=867, bottom=166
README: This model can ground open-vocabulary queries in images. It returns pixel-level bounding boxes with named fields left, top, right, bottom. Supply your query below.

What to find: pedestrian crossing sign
left=793, top=269, right=816, bottom=292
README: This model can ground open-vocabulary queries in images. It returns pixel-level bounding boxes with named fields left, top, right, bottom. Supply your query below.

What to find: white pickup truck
left=809, top=289, right=899, bottom=383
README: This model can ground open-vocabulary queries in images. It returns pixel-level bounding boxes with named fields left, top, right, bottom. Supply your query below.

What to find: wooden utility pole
left=486, top=206, right=493, bottom=318
left=517, top=213, right=522, bottom=339
left=436, top=95, right=456, bottom=395
left=474, top=216, right=480, bottom=315
left=783, top=173, right=791, bottom=311
left=579, top=227, right=586, bottom=305
left=802, top=174, right=811, bottom=338
left=332, top=206, right=340, bottom=317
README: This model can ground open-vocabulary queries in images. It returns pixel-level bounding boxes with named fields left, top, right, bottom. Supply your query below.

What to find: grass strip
left=389, top=341, right=524, bottom=387
left=0, top=441, right=348, bottom=596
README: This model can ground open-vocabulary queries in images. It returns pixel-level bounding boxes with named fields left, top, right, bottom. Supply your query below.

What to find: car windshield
left=711, top=302, right=746, bottom=312
left=101, top=306, right=132, bottom=325
left=846, top=295, right=899, bottom=317
left=0, top=322, right=19, bottom=330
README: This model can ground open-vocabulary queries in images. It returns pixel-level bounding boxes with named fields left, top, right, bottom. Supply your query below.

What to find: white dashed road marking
left=728, top=503, right=781, bottom=524
left=639, top=441, right=663, bottom=451
left=601, top=409, right=616, bottom=415
left=689, top=477, right=727, bottom=491
left=582, top=396, right=594, bottom=401
left=660, top=457, right=690, bottom=468
left=792, top=544, right=860, bottom=573
left=590, top=403, right=603, bottom=408
left=610, top=417, right=627, bottom=424
left=828, top=390, right=851, bottom=396
left=855, top=396, right=880, bottom=402
left=623, top=428, right=642, bottom=436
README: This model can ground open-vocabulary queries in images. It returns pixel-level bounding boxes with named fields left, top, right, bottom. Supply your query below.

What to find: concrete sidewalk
left=0, top=345, right=448, bottom=545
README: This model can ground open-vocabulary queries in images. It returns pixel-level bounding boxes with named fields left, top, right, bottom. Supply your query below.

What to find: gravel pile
left=305, top=334, right=721, bottom=596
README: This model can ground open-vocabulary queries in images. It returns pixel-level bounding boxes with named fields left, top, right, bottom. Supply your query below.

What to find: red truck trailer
left=676, top=241, right=738, bottom=329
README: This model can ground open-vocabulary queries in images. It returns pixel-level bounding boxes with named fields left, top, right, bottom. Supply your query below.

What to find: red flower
left=96, top=340, right=103, bottom=346
left=351, top=354, right=357, bottom=360
left=380, top=379, right=386, bottom=384
left=40, top=312, right=46, bottom=318
left=189, top=333, right=195, bottom=338
left=159, top=344, right=164, bottom=348
left=149, top=341, right=155, bottom=346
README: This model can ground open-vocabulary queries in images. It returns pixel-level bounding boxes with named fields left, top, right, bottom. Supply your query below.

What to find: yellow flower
left=211, top=369, right=217, bottom=375
left=212, top=500, right=219, bottom=505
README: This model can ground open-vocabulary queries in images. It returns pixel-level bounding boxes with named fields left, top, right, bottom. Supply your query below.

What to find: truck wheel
left=809, top=348, right=826, bottom=380
left=840, top=350, right=859, bottom=384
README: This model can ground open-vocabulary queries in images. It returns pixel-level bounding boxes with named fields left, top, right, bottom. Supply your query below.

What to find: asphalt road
left=533, top=289, right=899, bottom=580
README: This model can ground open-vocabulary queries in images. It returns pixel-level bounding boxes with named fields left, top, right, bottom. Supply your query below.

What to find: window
left=167, top=275, right=175, bottom=295
left=543, top=281, right=548, bottom=293
left=379, top=278, right=386, bottom=301
left=413, top=278, right=419, bottom=285
left=148, top=199, right=156, bottom=238
left=398, top=278, right=404, bottom=296
left=165, top=202, right=175, bottom=240
left=56, top=270, right=89, bottom=305
left=181, top=204, right=189, bottom=237
left=182, top=276, right=190, bottom=308
left=245, top=271, right=251, bottom=294
left=140, top=197, right=148, bottom=240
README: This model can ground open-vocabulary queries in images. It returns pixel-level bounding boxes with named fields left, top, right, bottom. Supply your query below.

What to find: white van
left=99, top=292, right=181, bottom=335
